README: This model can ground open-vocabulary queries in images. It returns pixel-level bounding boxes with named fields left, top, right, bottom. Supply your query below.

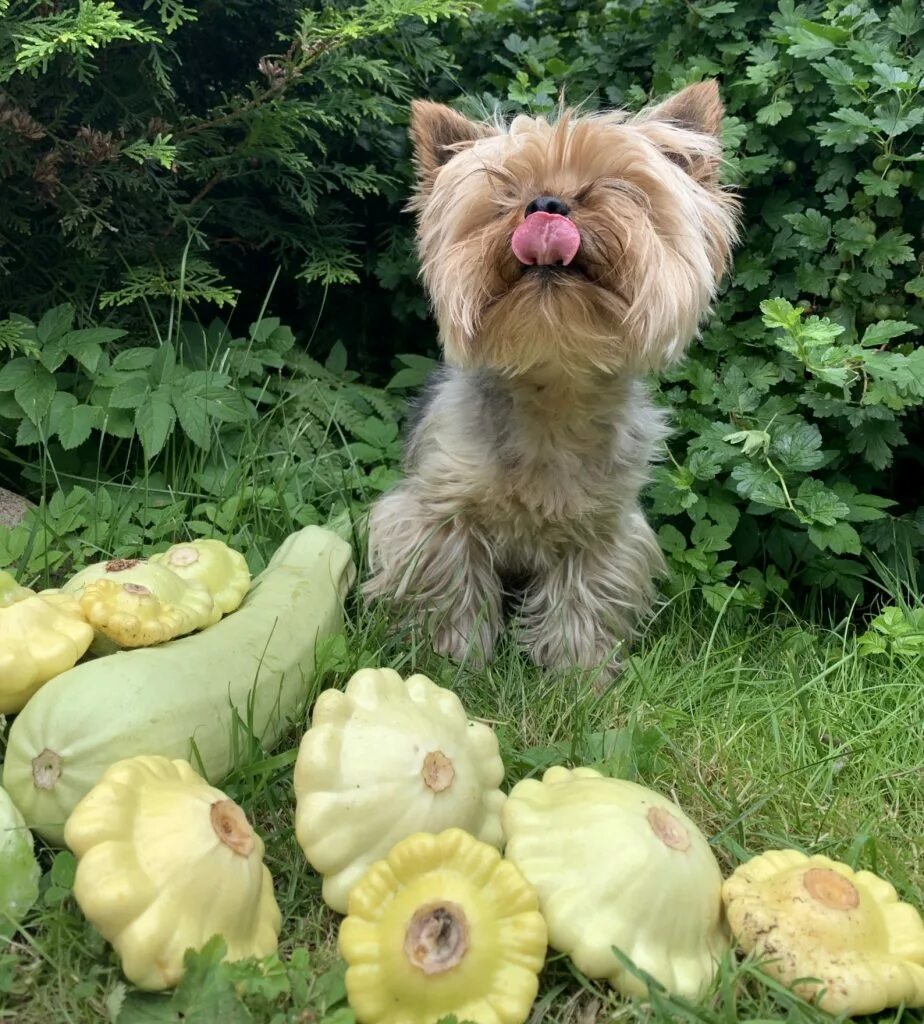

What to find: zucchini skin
left=3, top=526, right=354, bottom=846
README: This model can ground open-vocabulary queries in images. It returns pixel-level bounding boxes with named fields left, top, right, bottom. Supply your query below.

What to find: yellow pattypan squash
left=150, top=539, right=250, bottom=616
left=0, top=572, right=94, bottom=713
left=64, top=557, right=216, bottom=647
left=64, top=755, right=281, bottom=990
left=724, top=849, right=924, bottom=1014
left=503, top=766, right=729, bottom=1000
left=294, top=668, right=506, bottom=913
left=339, top=828, right=547, bottom=1024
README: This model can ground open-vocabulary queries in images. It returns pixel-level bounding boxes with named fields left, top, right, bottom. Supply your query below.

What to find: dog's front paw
left=431, top=612, right=498, bottom=669
left=526, top=632, right=624, bottom=685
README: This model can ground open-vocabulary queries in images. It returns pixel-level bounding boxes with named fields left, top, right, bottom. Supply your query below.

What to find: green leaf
left=771, top=422, right=826, bottom=472
left=730, top=463, right=787, bottom=509
left=855, top=170, right=899, bottom=198
left=860, top=320, right=917, bottom=348
left=15, top=367, right=56, bottom=424
left=795, top=479, right=851, bottom=526
left=808, top=521, right=862, bottom=555
left=113, top=348, right=155, bottom=371
left=56, top=403, right=104, bottom=450
left=760, top=298, right=801, bottom=330
left=785, top=209, right=831, bottom=251
left=325, top=341, right=348, bottom=376
left=657, top=524, right=686, bottom=554
left=36, top=304, right=74, bottom=345
left=64, top=327, right=125, bottom=372
left=693, top=1, right=736, bottom=17
left=0, top=358, right=36, bottom=392
left=756, top=100, right=793, bottom=125
left=725, top=429, right=770, bottom=457
left=118, top=937, right=252, bottom=1024
left=134, top=390, right=175, bottom=459
left=173, top=392, right=212, bottom=450
left=151, top=343, right=177, bottom=384
left=110, top=376, right=149, bottom=409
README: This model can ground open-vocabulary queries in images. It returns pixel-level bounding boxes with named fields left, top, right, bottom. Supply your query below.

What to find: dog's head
left=409, top=83, right=739, bottom=377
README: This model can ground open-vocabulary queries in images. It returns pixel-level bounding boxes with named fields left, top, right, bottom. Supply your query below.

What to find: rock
left=0, top=487, right=34, bottom=528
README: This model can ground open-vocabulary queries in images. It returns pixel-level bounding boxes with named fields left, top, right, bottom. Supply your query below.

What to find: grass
left=3, top=556, right=923, bottom=1023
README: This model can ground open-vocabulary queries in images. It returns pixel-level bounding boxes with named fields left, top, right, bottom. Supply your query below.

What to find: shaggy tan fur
left=365, top=82, right=740, bottom=674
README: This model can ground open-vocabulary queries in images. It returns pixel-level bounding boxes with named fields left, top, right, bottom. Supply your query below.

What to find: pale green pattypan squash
left=150, top=539, right=250, bottom=616
left=294, top=668, right=506, bottom=913
left=503, top=766, right=729, bottom=1000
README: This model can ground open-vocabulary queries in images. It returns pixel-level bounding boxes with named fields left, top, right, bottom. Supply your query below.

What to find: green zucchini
left=3, top=526, right=354, bottom=845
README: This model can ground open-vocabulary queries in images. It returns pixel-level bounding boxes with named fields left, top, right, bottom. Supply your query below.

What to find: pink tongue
left=511, top=212, right=581, bottom=267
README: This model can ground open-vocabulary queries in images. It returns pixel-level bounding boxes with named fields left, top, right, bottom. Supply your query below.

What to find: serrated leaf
left=725, top=429, right=770, bottom=456
left=756, top=100, right=793, bottom=125
left=796, top=479, right=851, bottom=526
left=658, top=524, right=686, bottom=554
left=808, top=521, right=862, bottom=555
left=64, top=327, right=125, bottom=372
left=110, top=376, right=150, bottom=409
left=772, top=422, right=826, bottom=472
left=760, top=297, right=801, bottom=329
left=0, top=357, right=36, bottom=391
left=172, top=392, right=212, bottom=450
left=15, top=367, right=56, bottom=424
left=785, top=209, right=831, bottom=251
left=730, top=463, right=787, bottom=508
left=135, top=391, right=175, bottom=459
left=36, top=304, right=74, bottom=345
left=693, top=1, right=736, bottom=17
left=57, top=404, right=104, bottom=450
left=855, top=169, right=899, bottom=198
left=860, top=320, right=917, bottom=347
left=325, top=341, right=348, bottom=376
left=151, top=343, right=176, bottom=384
left=113, top=348, right=155, bottom=371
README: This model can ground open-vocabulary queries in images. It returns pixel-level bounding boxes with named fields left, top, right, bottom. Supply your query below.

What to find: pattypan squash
left=150, top=539, right=250, bottom=615
left=64, top=558, right=216, bottom=647
left=0, top=578, right=94, bottom=713
left=0, top=784, right=40, bottom=935
left=294, top=668, right=506, bottom=913
left=503, top=766, right=729, bottom=1000
left=64, top=755, right=281, bottom=990
left=340, top=828, right=547, bottom=1024
left=724, top=849, right=924, bottom=1014
left=0, top=569, right=34, bottom=606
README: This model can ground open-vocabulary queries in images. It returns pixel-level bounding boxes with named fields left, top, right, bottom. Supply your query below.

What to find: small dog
left=365, top=82, right=739, bottom=674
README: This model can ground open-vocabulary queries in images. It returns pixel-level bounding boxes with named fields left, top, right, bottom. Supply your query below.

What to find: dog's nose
left=525, top=195, right=571, bottom=217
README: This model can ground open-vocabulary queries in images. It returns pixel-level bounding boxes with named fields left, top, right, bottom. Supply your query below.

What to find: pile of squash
left=2, top=525, right=924, bottom=1020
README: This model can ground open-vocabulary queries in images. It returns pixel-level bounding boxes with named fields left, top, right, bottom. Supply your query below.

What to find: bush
left=367, top=0, right=924, bottom=608
left=0, top=0, right=465, bottom=317
left=0, top=301, right=407, bottom=582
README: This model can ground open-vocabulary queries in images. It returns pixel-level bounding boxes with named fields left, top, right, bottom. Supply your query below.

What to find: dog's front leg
left=364, top=484, right=502, bottom=666
left=518, top=511, right=664, bottom=676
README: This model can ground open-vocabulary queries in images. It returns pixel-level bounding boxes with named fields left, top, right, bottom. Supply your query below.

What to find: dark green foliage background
left=1, top=0, right=922, bottom=611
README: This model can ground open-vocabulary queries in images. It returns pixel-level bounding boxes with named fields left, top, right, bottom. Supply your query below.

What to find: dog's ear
left=639, top=81, right=725, bottom=183
left=409, top=101, right=493, bottom=187
left=646, top=80, right=724, bottom=136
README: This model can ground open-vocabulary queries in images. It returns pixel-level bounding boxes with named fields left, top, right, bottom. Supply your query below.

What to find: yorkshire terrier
left=364, top=81, right=739, bottom=674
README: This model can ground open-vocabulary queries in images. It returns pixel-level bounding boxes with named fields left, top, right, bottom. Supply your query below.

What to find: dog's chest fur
left=407, top=368, right=667, bottom=570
